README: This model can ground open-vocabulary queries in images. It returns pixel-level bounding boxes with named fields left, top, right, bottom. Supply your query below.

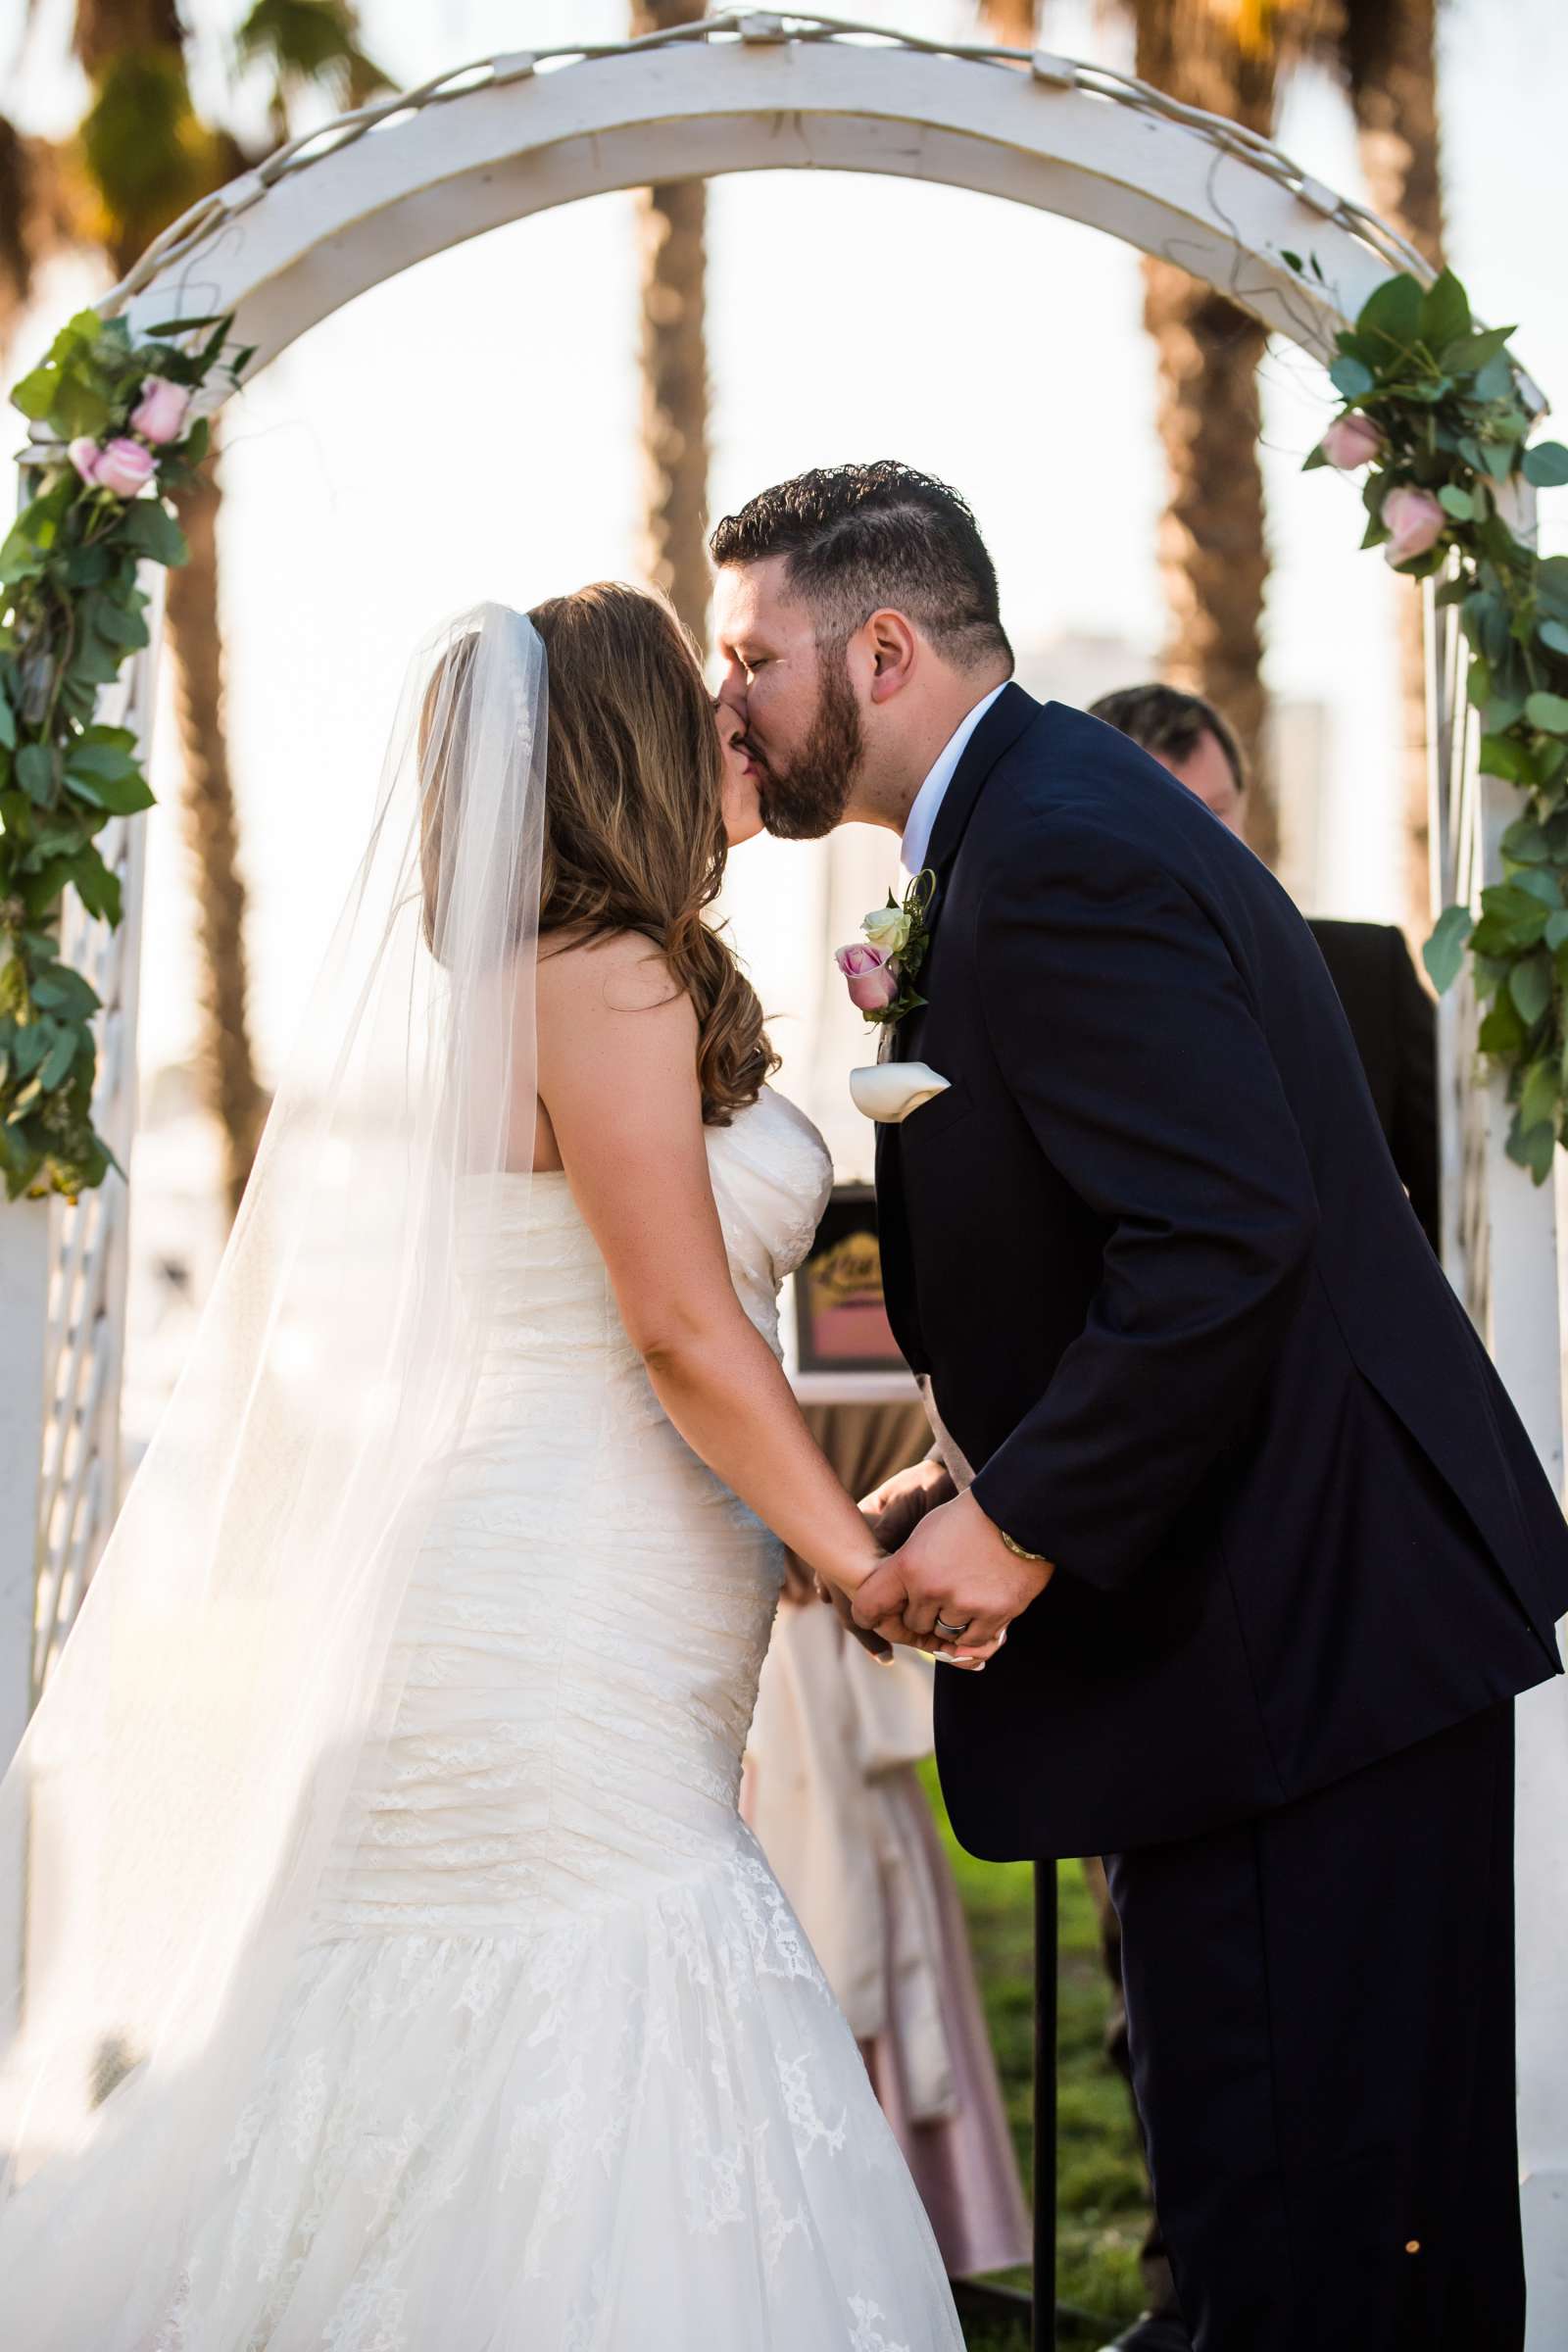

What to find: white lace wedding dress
left=134, top=1087, right=965, bottom=2350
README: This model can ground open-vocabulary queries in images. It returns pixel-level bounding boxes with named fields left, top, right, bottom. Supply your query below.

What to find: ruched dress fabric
left=136, top=1088, right=966, bottom=2351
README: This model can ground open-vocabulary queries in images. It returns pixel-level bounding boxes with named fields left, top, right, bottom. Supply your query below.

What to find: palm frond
left=233, top=0, right=393, bottom=116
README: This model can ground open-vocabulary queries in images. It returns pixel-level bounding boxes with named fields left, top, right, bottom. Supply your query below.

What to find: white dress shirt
left=900, top=683, right=1008, bottom=877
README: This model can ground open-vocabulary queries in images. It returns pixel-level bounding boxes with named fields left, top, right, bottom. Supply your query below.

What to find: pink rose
left=1320, top=413, right=1384, bottom=470
left=68, top=437, right=103, bottom=485
left=90, top=437, right=157, bottom=498
left=835, top=941, right=900, bottom=1013
left=1382, top=484, right=1446, bottom=567
left=130, top=376, right=191, bottom=444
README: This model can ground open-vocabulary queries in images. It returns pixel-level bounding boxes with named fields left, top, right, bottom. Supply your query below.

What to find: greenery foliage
left=0, top=309, right=247, bottom=1200
left=1298, top=260, right=1568, bottom=1183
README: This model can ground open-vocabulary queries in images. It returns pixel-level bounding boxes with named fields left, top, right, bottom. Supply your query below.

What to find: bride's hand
left=813, top=1571, right=894, bottom=1663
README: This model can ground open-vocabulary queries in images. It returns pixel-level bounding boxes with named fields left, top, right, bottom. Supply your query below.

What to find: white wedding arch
left=2, top=11, right=1564, bottom=2328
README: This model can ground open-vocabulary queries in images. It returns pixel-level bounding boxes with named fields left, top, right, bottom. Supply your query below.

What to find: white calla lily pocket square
left=850, top=1061, right=952, bottom=1125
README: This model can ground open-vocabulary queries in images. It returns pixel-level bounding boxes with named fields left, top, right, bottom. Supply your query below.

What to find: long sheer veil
left=0, top=604, right=547, bottom=2342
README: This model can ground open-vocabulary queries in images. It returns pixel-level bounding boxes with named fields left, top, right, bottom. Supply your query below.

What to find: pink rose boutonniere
left=834, top=868, right=937, bottom=1029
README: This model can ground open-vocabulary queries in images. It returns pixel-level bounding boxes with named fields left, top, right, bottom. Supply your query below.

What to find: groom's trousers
left=1104, top=1700, right=1522, bottom=2352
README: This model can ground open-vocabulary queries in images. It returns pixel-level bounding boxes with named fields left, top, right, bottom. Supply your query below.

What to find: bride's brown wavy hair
left=528, top=582, right=775, bottom=1124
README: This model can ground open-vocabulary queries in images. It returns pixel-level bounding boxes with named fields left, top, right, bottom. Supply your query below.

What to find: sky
left=7, top=0, right=1568, bottom=1152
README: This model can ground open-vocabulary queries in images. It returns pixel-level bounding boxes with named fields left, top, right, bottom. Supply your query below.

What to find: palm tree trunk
left=80, top=12, right=265, bottom=1222
left=978, top=1, right=1040, bottom=39
left=1134, top=3, right=1302, bottom=865
left=632, top=3, right=711, bottom=656
left=1144, top=263, right=1276, bottom=858
left=0, top=122, right=79, bottom=363
left=162, top=421, right=267, bottom=1220
left=1339, top=0, right=1446, bottom=938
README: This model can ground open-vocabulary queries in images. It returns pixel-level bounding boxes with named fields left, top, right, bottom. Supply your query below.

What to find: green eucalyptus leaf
left=1538, top=619, right=1568, bottom=658
left=90, top=601, right=149, bottom=651
left=15, top=744, right=55, bottom=803
left=27, top=967, right=99, bottom=1018
left=1545, top=911, right=1568, bottom=955
left=11, top=1023, right=51, bottom=1076
left=1329, top=357, right=1375, bottom=401
left=1472, top=355, right=1517, bottom=404
left=115, top=500, right=188, bottom=568
left=1420, top=269, right=1472, bottom=353
left=67, top=739, right=137, bottom=784
left=68, top=846, right=120, bottom=925
left=1523, top=1067, right=1560, bottom=1138
left=1514, top=868, right=1562, bottom=910
left=1526, top=691, right=1568, bottom=733
left=64, top=766, right=154, bottom=816
left=1480, top=993, right=1528, bottom=1055
left=1510, top=953, right=1553, bottom=1026
left=1438, top=485, right=1475, bottom=520
left=1484, top=695, right=1527, bottom=735
left=1503, top=817, right=1551, bottom=864
left=1422, top=904, right=1473, bottom=994
left=53, top=375, right=108, bottom=440
left=1479, top=731, right=1536, bottom=784
left=64, top=546, right=111, bottom=590
left=1524, top=441, right=1568, bottom=489
left=1507, top=1110, right=1556, bottom=1183
left=38, top=1025, right=77, bottom=1093
left=1442, top=323, right=1518, bottom=375
left=1463, top=591, right=1511, bottom=662
left=1358, top=272, right=1424, bottom=346
left=0, top=692, right=14, bottom=753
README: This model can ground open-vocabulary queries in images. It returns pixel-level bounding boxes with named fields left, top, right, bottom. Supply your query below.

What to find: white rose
left=862, top=905, right=912, bottom=955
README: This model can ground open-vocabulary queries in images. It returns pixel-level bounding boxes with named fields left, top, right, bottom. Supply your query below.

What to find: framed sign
left=793, top=1185, right=907, bottom=1376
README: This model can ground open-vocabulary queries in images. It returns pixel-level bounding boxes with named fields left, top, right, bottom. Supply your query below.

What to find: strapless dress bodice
left=462, top=1083, right=832, bottom=1368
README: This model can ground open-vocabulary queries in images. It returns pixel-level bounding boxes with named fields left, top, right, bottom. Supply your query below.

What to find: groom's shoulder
left=978, top=695, right=1195, bottom=844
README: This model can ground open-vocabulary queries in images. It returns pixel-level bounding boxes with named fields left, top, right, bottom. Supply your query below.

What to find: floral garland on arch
left=0, top=310, right=249, bottom=1200
left=2, top=267, right=1565, bottom=1202
left=1295, top=258, right=1568, bottom=1184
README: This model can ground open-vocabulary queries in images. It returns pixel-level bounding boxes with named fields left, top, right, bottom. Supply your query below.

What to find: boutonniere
left=833, top=868, right=936, bottom=1028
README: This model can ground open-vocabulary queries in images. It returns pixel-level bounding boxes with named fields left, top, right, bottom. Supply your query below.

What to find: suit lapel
left=921, top=681, right=1039, bottom=899
left=897, top=681, right=1040, bottom=1059
left=872, top=683, right=1040, bottom=1373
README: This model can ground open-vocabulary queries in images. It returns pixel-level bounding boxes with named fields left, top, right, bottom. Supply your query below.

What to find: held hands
left=850, top=1488, right=1054, bottom=1669
left=807, top=1455, right=956, bottom=1668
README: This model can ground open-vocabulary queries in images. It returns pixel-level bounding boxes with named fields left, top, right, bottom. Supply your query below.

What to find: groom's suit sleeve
left=965, top=806, right=1320, bottom=1592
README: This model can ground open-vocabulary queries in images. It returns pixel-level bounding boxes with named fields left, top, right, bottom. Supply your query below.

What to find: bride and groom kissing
left=3, top=460, right=1565, bottom=2352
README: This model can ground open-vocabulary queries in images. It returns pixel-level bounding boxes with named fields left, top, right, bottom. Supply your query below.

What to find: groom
left=710, top=461, right=1568, bottom=2352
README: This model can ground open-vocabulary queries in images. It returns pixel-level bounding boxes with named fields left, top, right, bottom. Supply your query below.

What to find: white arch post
left=4, top=14, right=1563, bottom=2328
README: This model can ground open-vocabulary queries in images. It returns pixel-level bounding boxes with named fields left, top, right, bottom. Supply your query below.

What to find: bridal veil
left=0, top=604, right=547, bottom=2343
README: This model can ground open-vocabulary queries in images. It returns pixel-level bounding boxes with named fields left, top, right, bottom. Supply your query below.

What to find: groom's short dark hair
left=710, top=462, right=1013, bottom=673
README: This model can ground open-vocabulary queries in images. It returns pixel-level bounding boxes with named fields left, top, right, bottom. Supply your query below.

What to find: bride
left=0, top=588, right=985, bottom=2348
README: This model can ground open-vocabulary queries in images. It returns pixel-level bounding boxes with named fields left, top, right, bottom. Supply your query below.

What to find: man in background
left=1082, top=681, right=1443, bottom=2352
left=1090, top=684, right=1440, bottom=1252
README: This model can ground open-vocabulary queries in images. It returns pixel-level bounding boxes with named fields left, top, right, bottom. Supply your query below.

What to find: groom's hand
left=852, top=1490, right=1054, bottom=1662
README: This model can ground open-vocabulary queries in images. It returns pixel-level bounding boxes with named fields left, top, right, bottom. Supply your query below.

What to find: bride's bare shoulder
left=537, top=928, right=691, bottom=1024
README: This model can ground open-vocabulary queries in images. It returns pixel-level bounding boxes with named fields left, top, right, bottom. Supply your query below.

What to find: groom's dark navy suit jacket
left=876, top=685, right=1568, bottom=1860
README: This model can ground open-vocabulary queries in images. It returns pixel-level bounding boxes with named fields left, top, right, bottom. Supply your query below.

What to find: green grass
left=916, top=1762, right=1148, bottom=2350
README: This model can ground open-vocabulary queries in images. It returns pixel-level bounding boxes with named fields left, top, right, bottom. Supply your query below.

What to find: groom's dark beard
left=754, top=643, right=864, bottom=840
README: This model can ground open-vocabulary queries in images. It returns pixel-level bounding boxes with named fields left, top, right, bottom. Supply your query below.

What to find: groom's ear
left=861, top=609, right=919, bottom=707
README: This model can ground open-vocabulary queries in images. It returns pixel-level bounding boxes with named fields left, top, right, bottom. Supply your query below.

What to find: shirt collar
left=900, top=683, right=1008, bottom=877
